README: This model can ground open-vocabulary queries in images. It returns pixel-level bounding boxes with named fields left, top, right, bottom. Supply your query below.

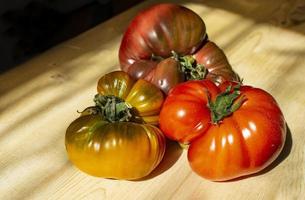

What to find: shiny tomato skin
left=97, top=70, right=135, bottom=99
left=66, top=115, right=166, bottom=180
left=159, top=80, right=286, bottom=181
left=97, top=71, right=164, bottom=124
left=187, top=82, right=286, bottom=181
left=66, top=71, right=166, bottom=180
left=159, top=80, right=220, bottom=143
left=119, top=3, right=206, bottom=71
left=194, top=41, right=240, bottom=84
left=119, top=4, right=240, bottom=93
left=126, top=60, right=158, bottom=80
left=119, top=4, right=209, bottom=93
left=151, top=58, right=185, bottom=94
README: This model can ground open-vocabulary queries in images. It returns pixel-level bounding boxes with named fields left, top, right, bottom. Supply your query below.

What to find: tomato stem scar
left=171, top=51, right=207, bottom=81
left=207, top=84, right=246, bottom=124
left=93, top=94, right=133, bottom=123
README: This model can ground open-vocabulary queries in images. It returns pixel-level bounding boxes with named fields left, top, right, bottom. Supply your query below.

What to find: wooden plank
left=0, top=0, right=304, bottom=199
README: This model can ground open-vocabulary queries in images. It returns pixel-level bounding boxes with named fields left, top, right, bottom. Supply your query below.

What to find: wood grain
left=1, top=0, right=304, bottom=199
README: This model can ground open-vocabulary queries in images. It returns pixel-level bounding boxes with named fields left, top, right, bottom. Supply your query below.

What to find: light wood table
left=1, top=0, right=304, bottom=199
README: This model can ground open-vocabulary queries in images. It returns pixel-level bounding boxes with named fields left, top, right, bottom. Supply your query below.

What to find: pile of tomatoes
left=65, top=3, right=286, bottom=181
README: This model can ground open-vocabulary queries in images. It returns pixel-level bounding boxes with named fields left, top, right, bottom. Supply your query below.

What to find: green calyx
left=93, top=94, right=133, bottom=123
left=171, top=51, right=207, bottom=80
left=78, top=106, right=101, bottom=116
left=208, top=84, right=245, bottom=124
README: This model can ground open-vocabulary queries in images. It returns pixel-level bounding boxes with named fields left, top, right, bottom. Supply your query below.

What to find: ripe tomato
left=65, top=71, right=166, bottom=180
left=193, top=41, right=240, bottom=84
left=159, top=80, right=286, bottom=181
left=159, top=80, right=219, bottom=143
left=96, top=71, right=164, bottom=124
left=119, top=3, right=239, bottom=93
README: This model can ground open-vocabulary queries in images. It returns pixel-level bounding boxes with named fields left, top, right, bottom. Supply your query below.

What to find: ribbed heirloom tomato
left=119, top=3, right=239, bottom=94
left=159, top=80, right=286, bottom=181
left=65, top=71, right=166, bottom=180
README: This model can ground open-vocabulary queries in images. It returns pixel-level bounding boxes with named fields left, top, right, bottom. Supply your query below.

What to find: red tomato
left=119, top=3, right=239, bottom=93
left=159, top=80, right=286, bottom=181
left=159, top=80, right=219, bottom=143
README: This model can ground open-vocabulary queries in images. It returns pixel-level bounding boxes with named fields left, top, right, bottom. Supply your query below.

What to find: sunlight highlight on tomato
left=65, top=71, right=166, bottom=180
left=159, top=80, right=286, bottom=181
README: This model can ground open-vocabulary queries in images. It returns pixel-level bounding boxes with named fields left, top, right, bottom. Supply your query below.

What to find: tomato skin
left=159, top=80, right=220, bottom=143
left=97, top=71, right=164, bottom=124
left=194, top=41, right=240, bottom=84
left=66, top=71, right=166, bottom=180
left=66, top=115, right=165, bottom=180
left=119, top=4, right=240, bottom=93
left=150, top=58, right=185, bottom=94
left=119, top=3, right=206, bottom=70
left=97, top=70, right=135, bottom=99
left=159, top=80, right=286, bottom=181
left=119, top=4, right=206, bottom=93
left=126, top=60, right=157, bottom=80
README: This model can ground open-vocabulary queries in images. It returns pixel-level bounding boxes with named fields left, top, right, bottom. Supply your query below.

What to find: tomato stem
left=207, top=84, right=245, bottom=124
left=171, top=51, right=207, bottom=80
left=94, top=94, right=133, bottom=123
left=78, top=106, right=101, bottom=116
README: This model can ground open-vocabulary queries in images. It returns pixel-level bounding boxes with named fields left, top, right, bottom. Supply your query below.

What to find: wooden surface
left=1, top=0, right=305, bottom=199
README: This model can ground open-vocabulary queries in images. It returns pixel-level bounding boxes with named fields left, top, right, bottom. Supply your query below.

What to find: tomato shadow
left=224, top=123, right=292, bottom=182
left=135, top=139, right=183, bottom=181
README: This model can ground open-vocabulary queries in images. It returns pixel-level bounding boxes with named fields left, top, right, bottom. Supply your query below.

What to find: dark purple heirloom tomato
left=119, top=3, right=239, bottom=93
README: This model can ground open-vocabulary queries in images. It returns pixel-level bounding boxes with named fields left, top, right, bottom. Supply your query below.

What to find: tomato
left=96, top=71, right=164, bottom=124
left=159, top=80, right=286, bottom=181
left=159, top=80, right=219, bottom=143
left=65, top=71, right=166, bottom=180
left=119, top=3, right=239, bottom=93
left=194, top=41, right=240, bottom=84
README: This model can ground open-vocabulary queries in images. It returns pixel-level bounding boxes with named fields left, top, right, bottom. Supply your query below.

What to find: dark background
left=0, top=0, right=142, bottom=73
